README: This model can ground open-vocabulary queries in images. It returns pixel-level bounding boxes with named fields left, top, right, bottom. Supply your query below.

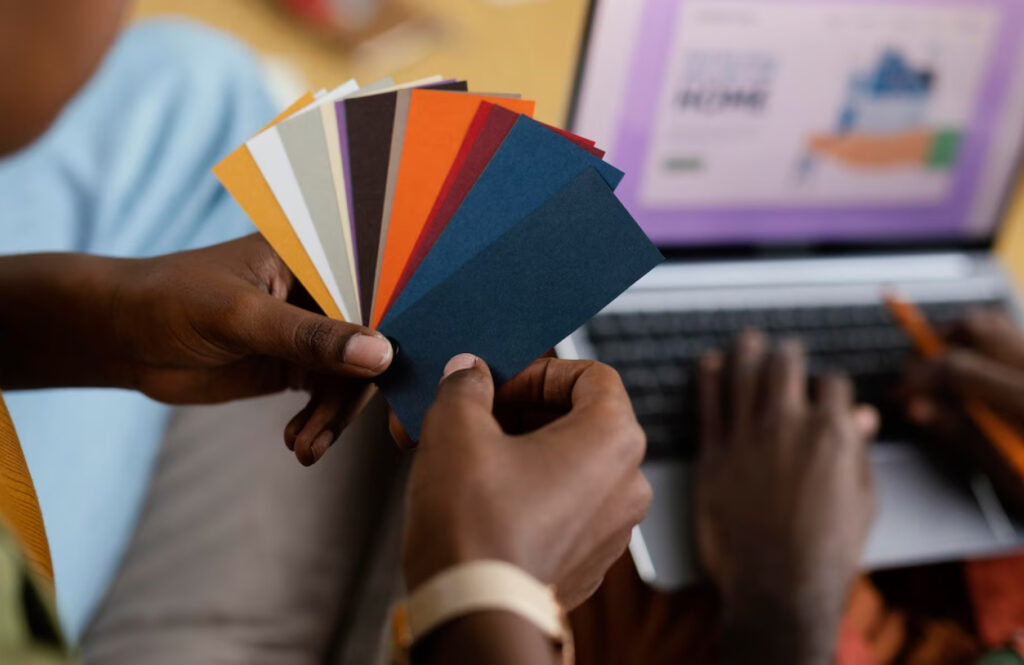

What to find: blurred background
left=131, top=0, right=1024, bottom=292
left=133, top=0, right=588, bottom=126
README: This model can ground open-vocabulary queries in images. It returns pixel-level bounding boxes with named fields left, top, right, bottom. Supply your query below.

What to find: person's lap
left=80, top=392, right=407, bottom=665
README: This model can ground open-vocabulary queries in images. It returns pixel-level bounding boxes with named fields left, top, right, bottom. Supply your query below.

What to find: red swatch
left=387, top=104, right=604, bottom=313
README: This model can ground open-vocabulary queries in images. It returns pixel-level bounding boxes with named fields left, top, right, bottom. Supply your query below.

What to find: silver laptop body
left=565, top=0, right=1024, bottom=588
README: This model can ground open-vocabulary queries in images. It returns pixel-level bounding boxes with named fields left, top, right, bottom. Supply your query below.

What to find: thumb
left=436, top=354, right=496, bottom=412
left=230, top=292, right=393, bottom=378
left=421, top=354, right=499, bottom=439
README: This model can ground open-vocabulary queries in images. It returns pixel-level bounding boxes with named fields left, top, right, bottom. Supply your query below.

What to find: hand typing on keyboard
left=904, top=308, right=1024, bottom=516
left=693, top=331, right=879, bottom=665
left=585, top=300, right=1000, bottom=459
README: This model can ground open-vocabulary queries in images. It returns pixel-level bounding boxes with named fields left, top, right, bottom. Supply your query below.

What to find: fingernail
left=344, top=334, right=393, bottom=371
left=443, top=353, right=478, bottom=378
left=310, top=430, right=333, bottom=461
left=854, top=406, right=880, bottom=436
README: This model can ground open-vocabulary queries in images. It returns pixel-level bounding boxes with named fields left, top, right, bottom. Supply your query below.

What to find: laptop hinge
left=636, top=253, right=979, bottom=291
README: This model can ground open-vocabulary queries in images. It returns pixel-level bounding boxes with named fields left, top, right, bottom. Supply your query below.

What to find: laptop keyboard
left=585, top=300, right=1005, bottom=461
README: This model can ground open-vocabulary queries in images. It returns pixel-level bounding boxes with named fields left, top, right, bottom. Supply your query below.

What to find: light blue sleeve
left=0, top=19, right=277, bottom=642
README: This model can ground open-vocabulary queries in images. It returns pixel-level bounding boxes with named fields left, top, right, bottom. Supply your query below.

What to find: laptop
left=560, top=0, right=1024, bottom=589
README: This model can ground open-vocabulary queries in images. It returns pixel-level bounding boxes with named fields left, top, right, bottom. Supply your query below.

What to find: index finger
left=948, top=309, right=1024, bottom=372
left=496, top=357, right=632, bottom=415
left=939, top=348, right=1024, bottom=417
left=527, top=361, right=645, bottom=468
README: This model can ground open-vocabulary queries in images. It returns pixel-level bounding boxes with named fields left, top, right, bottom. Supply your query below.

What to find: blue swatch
left=381, top=116, right=624, bottom=324
left=377, top=168, right=663, bottom=440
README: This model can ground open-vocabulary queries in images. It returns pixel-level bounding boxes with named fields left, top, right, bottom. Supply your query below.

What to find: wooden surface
left=132, top=0, right=1024, bottom=292
left=132, top=0, right=589, bottom=126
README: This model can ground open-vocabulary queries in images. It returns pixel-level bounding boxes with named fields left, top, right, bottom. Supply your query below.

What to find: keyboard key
left=585, top=299, right=1004, bottom=460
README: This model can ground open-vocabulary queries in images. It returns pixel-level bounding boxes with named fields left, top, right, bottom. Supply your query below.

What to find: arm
left=0, top=235, right=393, bottom=464
left=0, top=252, right=128, bottom=390
left=718, top=589, right=845, bottom=665
left=695, top=333, right=879, bottom=665
left=414, top=613, right=559, bottom=665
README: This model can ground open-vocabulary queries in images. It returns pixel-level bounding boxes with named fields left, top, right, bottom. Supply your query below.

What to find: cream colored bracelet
left=391, top=560, right=574, bottom=665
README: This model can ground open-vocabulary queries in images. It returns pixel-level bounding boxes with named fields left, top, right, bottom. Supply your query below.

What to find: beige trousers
left=80, top=391, right=408, bottom=665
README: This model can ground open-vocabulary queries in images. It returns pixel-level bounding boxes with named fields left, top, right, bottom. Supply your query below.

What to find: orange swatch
left=371, top=91, right=535, bottom=327
left=212, top=93, right=345, bottom=321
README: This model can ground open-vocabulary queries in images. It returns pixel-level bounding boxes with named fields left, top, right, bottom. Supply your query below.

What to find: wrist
left=411, top=610, right=559, bottom=665
left=397, top=560, right=570, bottom=665
left=720, top=586, right=845, bottom=665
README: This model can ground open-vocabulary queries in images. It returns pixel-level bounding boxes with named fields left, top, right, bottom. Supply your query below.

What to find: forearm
left=0, top=253, right=129, bottom=390
left=719, top=591, right=844, bottom=665
left=413, top=611, right=561, bottom=665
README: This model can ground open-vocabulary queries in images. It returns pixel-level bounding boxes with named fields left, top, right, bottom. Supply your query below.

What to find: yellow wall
left=998, top=172, right=1024, bottom=293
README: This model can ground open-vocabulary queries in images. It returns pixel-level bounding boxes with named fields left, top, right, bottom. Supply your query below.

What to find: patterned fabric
left=0, top=520, right=69, bottom=664
left=0, top=392, right=51, bottom=585
left=0, top=390, right=70, bottom=662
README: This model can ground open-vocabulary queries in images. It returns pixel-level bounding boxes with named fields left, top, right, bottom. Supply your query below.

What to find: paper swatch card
left=383, top=115, right=623, bottom=324
left=343, top=80, right=468, bottom=323
left=372, top=90, right=535, bottom=327
left=213, top=75, right=662, bottom=439
left=394, top=105, right=606, bottom=307
left=377, top=168, right=664, bottom=439
left=213, top=92, right=345, bottom=320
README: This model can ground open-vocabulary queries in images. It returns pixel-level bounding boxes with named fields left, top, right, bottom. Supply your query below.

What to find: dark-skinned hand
left=0, top=233, right=392, bottom=465
left=402, top=354, right=653, bottom=611
left=695, top=332, right=878, bottom=665
left=903, top=308, right=1024, bottom=513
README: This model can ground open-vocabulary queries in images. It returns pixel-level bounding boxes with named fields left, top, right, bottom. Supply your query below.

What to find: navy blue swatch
left=376, top=168, right=663, bottom=440
left=381, top=116, right=624, bottom=324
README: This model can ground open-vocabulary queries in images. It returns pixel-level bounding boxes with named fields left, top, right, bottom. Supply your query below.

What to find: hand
left=695, top=332, right=878, bottom=665
left=386, top=349, right=563, bottom=448
left=402, top=354, right=652, bottom=610
left=115, top=234, right=396, bottom=464
left=903, top=308, right=1024, bottom=512
left=0, top=234, right=392, bottom=465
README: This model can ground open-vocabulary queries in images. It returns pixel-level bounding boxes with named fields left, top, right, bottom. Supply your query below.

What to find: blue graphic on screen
left=800, top=49, right=960, bottom=177
left=837, top=49, right=934, bottom=133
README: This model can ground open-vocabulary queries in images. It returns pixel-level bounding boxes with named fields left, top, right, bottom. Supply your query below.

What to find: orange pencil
left=884, top=293, right=1024, bottom=481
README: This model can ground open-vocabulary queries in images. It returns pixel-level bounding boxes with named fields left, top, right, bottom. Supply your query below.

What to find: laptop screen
left=572, top=0, right=1024, bottom=251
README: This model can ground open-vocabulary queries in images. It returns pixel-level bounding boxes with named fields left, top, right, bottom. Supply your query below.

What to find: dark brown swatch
left=342, top=80, right=467, bottom=323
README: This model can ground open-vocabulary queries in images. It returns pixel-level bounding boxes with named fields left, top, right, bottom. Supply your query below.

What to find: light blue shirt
left=0, top=20, right=276, bottom=641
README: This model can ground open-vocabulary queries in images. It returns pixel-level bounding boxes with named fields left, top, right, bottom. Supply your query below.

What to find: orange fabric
left=371, top=91, right=535, bottom=327
left=841, top=578, right=907, bottom=665
left=571, top=558, right=988, bottom=665
left=213, top=93, right=345, bottom=320
left=0, top=390, right=53, bottom=586
left=966, top=554, right=1024, bottom=652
